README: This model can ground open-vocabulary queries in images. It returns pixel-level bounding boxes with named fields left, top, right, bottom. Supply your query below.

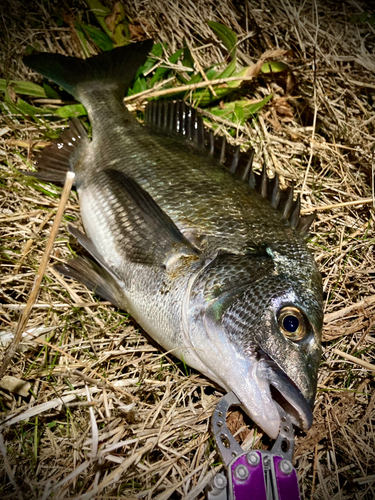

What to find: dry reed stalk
left=0, top=171, right=75, bottom=378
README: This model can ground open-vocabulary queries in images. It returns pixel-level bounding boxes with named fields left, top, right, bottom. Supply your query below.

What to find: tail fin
left=24, top=40, right=153, bottom=105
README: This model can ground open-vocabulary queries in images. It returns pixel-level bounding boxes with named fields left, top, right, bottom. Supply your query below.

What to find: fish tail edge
left=24, top=40, right=153, bottom=105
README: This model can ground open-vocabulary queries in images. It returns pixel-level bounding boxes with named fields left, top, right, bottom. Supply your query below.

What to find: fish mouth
left=258, top=349, right=313, bottom=432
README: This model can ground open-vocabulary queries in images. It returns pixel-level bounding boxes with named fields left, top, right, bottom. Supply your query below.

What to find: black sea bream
left=24, top=40, right=323, bottom=439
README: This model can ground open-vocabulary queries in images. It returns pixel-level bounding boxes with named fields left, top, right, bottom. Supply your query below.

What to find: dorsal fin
left=271, top=173, right=280, bottom=208
left=144, top=100, right=316, bottom=236
left=145, top=100, right=254, bottom=177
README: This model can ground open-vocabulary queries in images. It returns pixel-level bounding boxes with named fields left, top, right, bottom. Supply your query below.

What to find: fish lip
left=258, top=349, right=314, bottom=431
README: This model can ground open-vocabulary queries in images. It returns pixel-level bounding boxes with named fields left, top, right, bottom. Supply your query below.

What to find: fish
left=23, top=40, right=323, bottom=439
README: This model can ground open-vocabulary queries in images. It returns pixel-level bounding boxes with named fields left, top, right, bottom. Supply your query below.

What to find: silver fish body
left=25, top=41, right=323, bottom=439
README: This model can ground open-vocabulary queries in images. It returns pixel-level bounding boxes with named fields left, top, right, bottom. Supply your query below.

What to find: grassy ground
left=1, top=0, right=375, bottom=499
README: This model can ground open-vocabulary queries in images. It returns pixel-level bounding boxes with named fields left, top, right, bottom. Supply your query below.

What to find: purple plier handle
left=206, top=392, right=301, bottom=500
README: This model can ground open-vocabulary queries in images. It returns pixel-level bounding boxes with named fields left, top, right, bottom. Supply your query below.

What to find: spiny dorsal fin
left=297, top=212, right=317, bottom=236
left=271, top=173, right=280, bottom=208
left=145, top=100, right=254, bottom=177
left=144, top=100, right=316, bottom=235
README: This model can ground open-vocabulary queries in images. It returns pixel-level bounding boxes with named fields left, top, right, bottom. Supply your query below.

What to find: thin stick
left=350, top=322, right=372, bottom=355
left=311, top=443, right=319, bottom=497
left=187, top=41, right=217, bottom=98
left=300, top=14, right=319, bottom=199
left=332, top=349, right=375, bottom=372
left=0, top=172, right=75, bottom=379
left=347, top=78, right=375, bottom=90
left=197, top=106, right=247, bottom=132
left=123, top=75, right=255, bottom=103
left=77, top=440, right=156, bottom=499
left=300, top=197, right=375, bottom=214
left=1, top=301, right=112, bottom=310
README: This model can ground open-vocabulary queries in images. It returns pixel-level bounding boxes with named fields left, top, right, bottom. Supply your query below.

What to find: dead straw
left=332, top=349, right=375, bottom=372
left=301, top=197, right=375, bottom=214
left=0, top=171, right=75, bottom=379
left=123, top=75, right=256, bottom=102
left=1, top=0, right=375, bottom=498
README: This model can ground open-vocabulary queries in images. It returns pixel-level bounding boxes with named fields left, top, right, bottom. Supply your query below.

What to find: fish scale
left=24, top=40, right=323, bottom=439
left=86, top=127, right=301, bottom=253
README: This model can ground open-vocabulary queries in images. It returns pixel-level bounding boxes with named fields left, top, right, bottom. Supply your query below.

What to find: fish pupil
left=283, top=315, right=299, bottom=333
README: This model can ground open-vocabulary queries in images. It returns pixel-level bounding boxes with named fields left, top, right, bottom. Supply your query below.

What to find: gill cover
left=184, top=249, right=323, bottom=439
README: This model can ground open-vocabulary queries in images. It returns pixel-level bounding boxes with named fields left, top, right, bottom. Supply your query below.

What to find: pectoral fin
left=97, top=169, right=200, bottom=266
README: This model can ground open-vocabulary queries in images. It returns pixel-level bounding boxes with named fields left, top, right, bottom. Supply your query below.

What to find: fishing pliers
left=207, top=392, right=301, bottom=500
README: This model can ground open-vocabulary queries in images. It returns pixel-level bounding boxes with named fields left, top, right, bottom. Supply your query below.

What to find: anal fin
left=66, top=224, right=120, bottom=281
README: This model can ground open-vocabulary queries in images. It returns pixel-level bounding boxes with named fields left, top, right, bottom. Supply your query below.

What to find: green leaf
left=151, top=43, right=164, bottom=58
left=209, top=95, right=273, bottom=125
left=208, top=21, right=237, bottom=58
left=127, top=77, right=148, bottom=96
left=214, top=57, right=237, bottom=79
left=43, top=83, right=60, bottom=99
left=244, top=94, right=273, bottom=115
left=0, top=100, right=20, bottom=116
left=28, top=182, right=60, bottom=198
left=133, top=43, right=166, bottom=80
left=25, top=45, right=35, bottom=56
left=234, top=103, right=245, bottom=123
left=106, top=2, right=130, bottom=46
left=79, top=23, right=113, bottom=51
left=261, top=61, right=289, bottom=74
left=190, top=65, right=249, bottom=107
left=168, top=47, right=184, bottom=64
left=85, top=0, right=112, bottom=37
left=55, top=103, right=87, bottom=118
left=205, top=67, right=218, bottom=80
left=16, top=98, right=55, bottom=117
left=0, top=80, right=47, bottom=98
left=74, top=24, right=91, bottom=58
left=189, top=22, right=239, bottom=106
left=150, top=48, right=184, bottom=86
left=183, top=45, right=194, bottom=69
left=187, top=72, right=203, bottom=85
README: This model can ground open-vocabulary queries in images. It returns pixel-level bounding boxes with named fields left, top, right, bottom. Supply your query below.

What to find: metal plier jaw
left=207, top=392, right=301, bottom=500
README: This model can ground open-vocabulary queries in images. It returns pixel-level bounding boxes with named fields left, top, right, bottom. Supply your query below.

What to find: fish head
left=186, top=248, right=323, bottom=439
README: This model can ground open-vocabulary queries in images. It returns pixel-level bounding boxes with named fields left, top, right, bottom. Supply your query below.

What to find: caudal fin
left=24, top=40, right=153, bottom=106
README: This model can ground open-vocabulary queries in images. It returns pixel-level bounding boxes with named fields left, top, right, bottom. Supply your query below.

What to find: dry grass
left=0, top=0, right=375, bottom=499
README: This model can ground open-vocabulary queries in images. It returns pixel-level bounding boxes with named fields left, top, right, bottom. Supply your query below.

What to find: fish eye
left=277, top=306, right=307, bottom=341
